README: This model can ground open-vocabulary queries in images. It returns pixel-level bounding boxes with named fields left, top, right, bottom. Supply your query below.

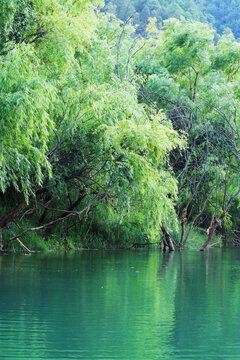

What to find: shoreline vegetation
left=1, top=0, right=240, bottom=253
left=0, top=222, right=229, bottom=253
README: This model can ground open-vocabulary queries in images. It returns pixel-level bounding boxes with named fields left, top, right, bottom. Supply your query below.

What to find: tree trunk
left=161, top=226, right=175, bottom=252
left=200, top=211, right=226, bottom=251
left=183, top=186, right=215, bottom=248
left=39, top=194, right=52, bottom=224
left=0, top=187, right=48, bottom=230
left=60, top=190, right=86, bottom=219
left=0, top=229, right=2, bottom=251
left=162, top=237, right=168, bottom=252
left=179, top=207, right=187, bottom=248
left=0, top=200, right=26, bottom=229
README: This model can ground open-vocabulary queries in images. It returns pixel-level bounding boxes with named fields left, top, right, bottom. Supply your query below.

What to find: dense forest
left=0, top=0, right=240, bottom=252
left=103, top=0, right=240, bottom=38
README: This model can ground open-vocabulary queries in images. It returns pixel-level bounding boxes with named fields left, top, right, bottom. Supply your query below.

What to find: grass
left=169, top=222, right=222, bottom=250
left=2, top=217, right=223, bottom=253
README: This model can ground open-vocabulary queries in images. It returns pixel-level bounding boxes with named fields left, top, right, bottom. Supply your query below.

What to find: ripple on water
left=0, top=249, right=240, bottom=359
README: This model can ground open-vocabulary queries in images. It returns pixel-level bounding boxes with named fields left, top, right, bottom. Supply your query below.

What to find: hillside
left=103, top=0, right=240, bottom=38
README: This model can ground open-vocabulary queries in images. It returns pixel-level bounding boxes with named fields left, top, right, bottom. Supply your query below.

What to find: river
left=0, top=249, right=240, bottom=359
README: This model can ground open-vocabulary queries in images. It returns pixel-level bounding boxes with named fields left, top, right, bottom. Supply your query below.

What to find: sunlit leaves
left=0, top=1, right=186, bottom=244
left=0, top=44, right=54, bottom=198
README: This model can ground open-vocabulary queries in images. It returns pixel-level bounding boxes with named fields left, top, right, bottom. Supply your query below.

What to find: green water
left=0, top=249, right=240, bottom=359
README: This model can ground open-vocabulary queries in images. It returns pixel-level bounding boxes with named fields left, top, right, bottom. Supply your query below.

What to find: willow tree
left=0, top=5, right=185, bottom=251
left=0, top=0, right=101, bottom=247
left=134, top=18, right=240, bottom=249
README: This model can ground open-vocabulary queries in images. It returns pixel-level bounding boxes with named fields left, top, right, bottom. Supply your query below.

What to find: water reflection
left=174, top=249, right=240, bottom=359
left=0, top=249, right=240, bottom=359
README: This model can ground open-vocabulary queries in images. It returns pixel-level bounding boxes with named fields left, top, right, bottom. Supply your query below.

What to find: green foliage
left=212, top=32, right=240, bottom=80
left=103, top=0, right=204, bottom=35
left=103, top=0, right=240, bottom=39
left=134, top=17, right=240, bottom=243
left=203, top=0, right=240, bottom=38
left=160, top=19, right=214, bottom=74
left=0, top=1, right=186, bottom=249
left=2, top=0, right=240, bottom=251
left=0, top=44, right=54, bottom=198
left=0, top=0, right=99, bottom=199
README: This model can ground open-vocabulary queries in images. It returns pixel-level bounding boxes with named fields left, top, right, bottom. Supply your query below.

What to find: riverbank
left=1, top=222, right=225, bottom=253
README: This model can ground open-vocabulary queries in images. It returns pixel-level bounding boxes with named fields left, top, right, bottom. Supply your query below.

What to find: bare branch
left=8, top=195, right=100, bottom=243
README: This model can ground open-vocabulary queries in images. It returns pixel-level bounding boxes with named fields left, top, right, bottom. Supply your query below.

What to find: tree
left=0, top=6, right=185, bottom=251
left=133, top=18, right=240, bottom=249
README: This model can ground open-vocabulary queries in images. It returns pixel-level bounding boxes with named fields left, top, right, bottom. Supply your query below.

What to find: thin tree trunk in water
left=200, top=211, right=226, bottom=251
left=179, top=207, right=187, bottom=248
left=161, top=226, right=175, bottom=252
left=162, top=237, right=167, bottom=252
left=0, top=229, right=2, bottom=250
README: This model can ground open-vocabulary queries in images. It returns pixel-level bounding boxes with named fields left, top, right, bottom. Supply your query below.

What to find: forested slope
left=0, top=0, right=240, bottom=252
left=103, top=0, right=240, bottom=38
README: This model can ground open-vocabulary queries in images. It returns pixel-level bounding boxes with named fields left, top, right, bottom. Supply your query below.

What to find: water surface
left=0, top=249, right=240, bottom=359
